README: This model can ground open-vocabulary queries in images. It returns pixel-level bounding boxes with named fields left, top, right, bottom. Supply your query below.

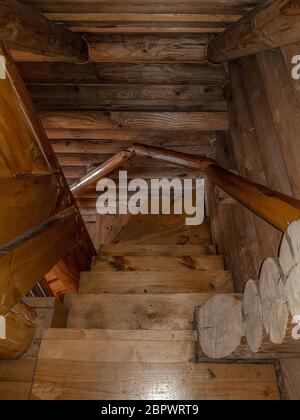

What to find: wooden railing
left=73, top=142, right=300, bottom=233
left=0, top=42, right=95, bottom=358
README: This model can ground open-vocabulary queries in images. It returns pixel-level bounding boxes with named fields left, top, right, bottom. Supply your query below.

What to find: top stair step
left=99, top=244, right=215, bottom=256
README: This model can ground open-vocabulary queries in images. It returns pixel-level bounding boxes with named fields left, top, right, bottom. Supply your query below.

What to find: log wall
left=207, top=43, right=300, bottom=292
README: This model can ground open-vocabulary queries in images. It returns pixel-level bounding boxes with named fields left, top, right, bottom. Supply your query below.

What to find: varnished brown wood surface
left=71, top=150, right=135, bottom=195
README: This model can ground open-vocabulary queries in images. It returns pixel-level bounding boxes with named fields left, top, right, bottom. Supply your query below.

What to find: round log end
left=243, top=280, right=263, bottom=353
left=259, top=257, right=289, bottom=344
left=279, top=219, right=300, bottom=277
left=285, top=262, right=300, bottom=318
left=197, top=294, right=244, bottom=359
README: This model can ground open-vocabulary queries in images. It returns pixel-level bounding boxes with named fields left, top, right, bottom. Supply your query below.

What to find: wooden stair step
left=115, top=225, right=212, bottom=245
left=80, top=271, right=234, bottom=294
left=99, top=244, right=215, bottom=256
left=92, top=255, right=224, bottom=272
left=34, top=328, right=197, bottom=364
left=30, top=342, right=280, bottom=399
left=65, top=293, right=212, bottom=330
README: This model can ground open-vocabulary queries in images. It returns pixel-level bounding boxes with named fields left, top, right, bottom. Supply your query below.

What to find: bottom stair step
left=30, top=329, right=280, bottom=400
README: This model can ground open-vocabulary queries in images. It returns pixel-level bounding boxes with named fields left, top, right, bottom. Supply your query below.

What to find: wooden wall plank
left=17, top=62, right=227, bottom=85
left=257, top=48, right=300, bottom=199
left=27, top=83, right=226, bottom=112
left=87, top=34, right=209, bottom=62
left=40, top=111, right=229, bottom=131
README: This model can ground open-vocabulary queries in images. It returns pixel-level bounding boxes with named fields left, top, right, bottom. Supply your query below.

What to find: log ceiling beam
left=208, top=0, right=300, bottom=63
left=0, top=0, right=88, bottom=62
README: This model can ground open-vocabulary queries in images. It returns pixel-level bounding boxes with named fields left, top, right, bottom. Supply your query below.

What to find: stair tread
left=92, top=255, right=224, bottom=272
left=36, top=328, right=196, bottom=364
left=65, top=293, right=212, bottom=331
left=80, top=270, right=233, bottom=294
left=30, top=357, right=280, bottom=400
left=99, top=244, right=215, bottom=256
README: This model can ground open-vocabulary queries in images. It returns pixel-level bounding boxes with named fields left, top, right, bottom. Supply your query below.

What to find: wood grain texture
left=92, top=255, right=224, bottom=272
left=40, top=111, right=229, bottom=131
left=0, top=207, right=80, bottom=314
left=30, top=359, right=279, bottom=400
left=88, top=34, right=209, bottom=62
left=99, top=244, right=215, bottom=256
left=80, top=270, right=233, bottom=294
left=208, top=0, right=300, bottom=63
left=65, top=293, right=212, bottom=330
left=17, top=62, right=227, bottom=85
left=0, top=0, right=88, bottom=61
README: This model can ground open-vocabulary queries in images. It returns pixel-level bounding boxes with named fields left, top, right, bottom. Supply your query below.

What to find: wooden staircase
left=29, top=216, right=280, bottom=400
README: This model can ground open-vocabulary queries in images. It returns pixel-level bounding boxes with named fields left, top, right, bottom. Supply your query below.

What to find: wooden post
left=207, top=0, right=300, bottom=63
left=131, top=143, right=300, bottom=232
left=0, top=0, right=88, bottom=62
left=71, top=151, right=135, bottom=196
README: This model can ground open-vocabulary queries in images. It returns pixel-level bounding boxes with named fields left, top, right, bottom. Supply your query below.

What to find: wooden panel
left=79, top=270, right=234, bottom=294
left=41, top=111, right=229, bottom=131
left=258, top=48, right=300, bottom=199
left=0, top=206, right=80, bottom=315
left=0, top=44, right=53, bottom=176
left=88, top=34, right=209, bottom=62
left=92, top=255, right=224, bottom=272
left=17, top=62, right=227, bottom=85
left=240, top=54, right=292, bottom=195
left=0, top=174, right=71, bottom=246
left=31, top=359, right=279, bottom=400
left=65, top=293, right=212, bottom=330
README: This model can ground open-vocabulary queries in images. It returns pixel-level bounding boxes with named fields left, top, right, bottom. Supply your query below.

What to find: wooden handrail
left=130, top=143, right=300, bottom=232
left=71, top=150, right=135, bottom=196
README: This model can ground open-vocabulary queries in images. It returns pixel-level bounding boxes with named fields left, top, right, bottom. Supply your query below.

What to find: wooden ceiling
left=12, top=0, right=258, bottom=225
